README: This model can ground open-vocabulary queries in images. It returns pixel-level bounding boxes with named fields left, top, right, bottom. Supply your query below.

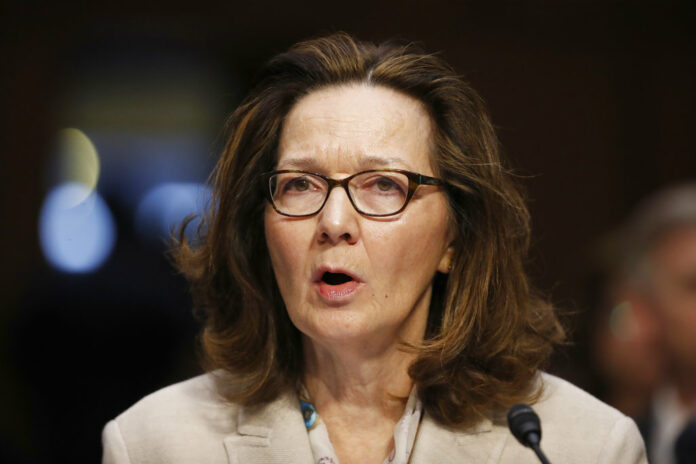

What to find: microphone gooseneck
left=507, top=403, right=552, bottom=464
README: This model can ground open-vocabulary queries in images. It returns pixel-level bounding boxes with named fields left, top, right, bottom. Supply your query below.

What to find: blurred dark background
left=1, top=1, right=695, bottom=462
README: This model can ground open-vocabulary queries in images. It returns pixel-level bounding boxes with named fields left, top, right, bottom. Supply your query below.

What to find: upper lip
left=312, top=265, right=362, bottom=283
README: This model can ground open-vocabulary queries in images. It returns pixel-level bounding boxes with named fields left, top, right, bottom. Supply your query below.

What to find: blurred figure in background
left=592, top=183, right=696, bottom=464
left=589, top=236, right=664, bottom=420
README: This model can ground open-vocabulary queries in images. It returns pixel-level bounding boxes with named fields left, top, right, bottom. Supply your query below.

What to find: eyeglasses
left=263, top=169, right=444, bottom=217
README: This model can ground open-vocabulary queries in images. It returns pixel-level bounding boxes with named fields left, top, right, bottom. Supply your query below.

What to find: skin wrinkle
left=277, top=155, right=411, bottom=173
left=286, top=83, right=410, bottom=139
left=278, top=87, right=426, bottom=176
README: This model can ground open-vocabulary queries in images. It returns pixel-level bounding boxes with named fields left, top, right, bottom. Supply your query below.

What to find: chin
left=300, top=316, right=385, bottom=348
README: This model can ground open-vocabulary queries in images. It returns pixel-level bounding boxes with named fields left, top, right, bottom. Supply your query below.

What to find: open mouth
left=321, top=271, right=354, bottom=285
left=314, top=268, right=361, bottom=301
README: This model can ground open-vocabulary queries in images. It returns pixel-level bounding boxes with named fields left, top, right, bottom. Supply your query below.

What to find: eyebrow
left=277, top=155, right=411, bottom=171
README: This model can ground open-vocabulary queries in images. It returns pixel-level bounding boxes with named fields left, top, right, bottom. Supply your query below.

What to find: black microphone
left=507, top=403, right=552, bottom=464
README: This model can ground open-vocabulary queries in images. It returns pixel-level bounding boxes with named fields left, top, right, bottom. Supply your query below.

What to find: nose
left=316, top=185, right=359, bottom=245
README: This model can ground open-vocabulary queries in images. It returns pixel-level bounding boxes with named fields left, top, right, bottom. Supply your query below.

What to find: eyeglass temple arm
left=418, top=174, right=443, bottom=186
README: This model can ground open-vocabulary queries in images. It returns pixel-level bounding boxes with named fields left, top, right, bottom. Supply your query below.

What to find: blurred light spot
left=39, top=183, right=116, bottom=273
left=89, top=132, right=213, bottom=211
left=609, top=301, right=638, bottom=341
left=135, top=182, right=211, bottom=243
left=55, top=128, right=100, bottom=205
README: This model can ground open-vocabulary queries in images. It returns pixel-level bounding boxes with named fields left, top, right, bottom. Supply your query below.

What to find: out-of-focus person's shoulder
left=102, top=372, right=240, bottom=464
left=527, top=372, right=648, bottom=463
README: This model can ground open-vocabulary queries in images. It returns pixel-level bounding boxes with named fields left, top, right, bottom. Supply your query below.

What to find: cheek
left=265, top=216, right=297, bottom=279
left=264, top=213, right=315, bottom=291
left=367, top=208, right=449, bottom=285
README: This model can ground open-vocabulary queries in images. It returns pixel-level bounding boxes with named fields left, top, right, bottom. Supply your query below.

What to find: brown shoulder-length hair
left=173, top=32, right=565, bottom=428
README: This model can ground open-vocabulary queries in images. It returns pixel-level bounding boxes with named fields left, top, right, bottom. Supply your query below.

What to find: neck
left=302, top=337, right=417, bottom=421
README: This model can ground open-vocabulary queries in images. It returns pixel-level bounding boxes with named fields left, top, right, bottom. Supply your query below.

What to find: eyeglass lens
left=269, top=171, right=410, bottom=216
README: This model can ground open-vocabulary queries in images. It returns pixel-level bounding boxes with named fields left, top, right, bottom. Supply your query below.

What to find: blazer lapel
left=410, top=414, right=510, bottom=464
left=223, top=388, right=314, bottom=464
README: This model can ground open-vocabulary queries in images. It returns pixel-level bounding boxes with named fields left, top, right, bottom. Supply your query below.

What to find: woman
left=103, top=33, right=647, bottom=463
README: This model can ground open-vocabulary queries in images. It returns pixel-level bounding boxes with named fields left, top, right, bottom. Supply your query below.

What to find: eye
left=363, top=174, right=406, bottom=195
left=285, top=177, right=311, bottom=192
left=376, top=177, right=397, bottom=191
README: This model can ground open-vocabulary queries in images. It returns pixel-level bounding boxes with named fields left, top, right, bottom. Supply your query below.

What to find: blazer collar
left=223, top=387, right=314, bottom=464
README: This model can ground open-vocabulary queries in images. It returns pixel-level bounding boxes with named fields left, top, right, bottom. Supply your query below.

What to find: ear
left=437, top=245, right=455, bottom=274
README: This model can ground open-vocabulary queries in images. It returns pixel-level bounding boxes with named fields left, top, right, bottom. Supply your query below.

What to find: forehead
left=277, top=84, right=435, bottom=173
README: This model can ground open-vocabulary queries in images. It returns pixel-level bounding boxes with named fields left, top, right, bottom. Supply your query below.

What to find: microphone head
left=507, top=403, right=542, bottom=448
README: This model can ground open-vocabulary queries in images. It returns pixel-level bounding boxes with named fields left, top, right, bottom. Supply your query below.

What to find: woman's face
left=264, top=84, right=453, bottom=353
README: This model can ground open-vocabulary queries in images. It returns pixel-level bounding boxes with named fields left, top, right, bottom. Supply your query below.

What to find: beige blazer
left=102, top=372, right=647, bottom=464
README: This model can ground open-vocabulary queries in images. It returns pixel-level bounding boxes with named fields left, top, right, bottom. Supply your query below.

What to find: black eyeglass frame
left=262, top=169, right=444, bottom=218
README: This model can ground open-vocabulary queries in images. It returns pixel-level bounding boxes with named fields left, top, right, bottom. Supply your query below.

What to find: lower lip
left=316, top=280, right=361, bottom=303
